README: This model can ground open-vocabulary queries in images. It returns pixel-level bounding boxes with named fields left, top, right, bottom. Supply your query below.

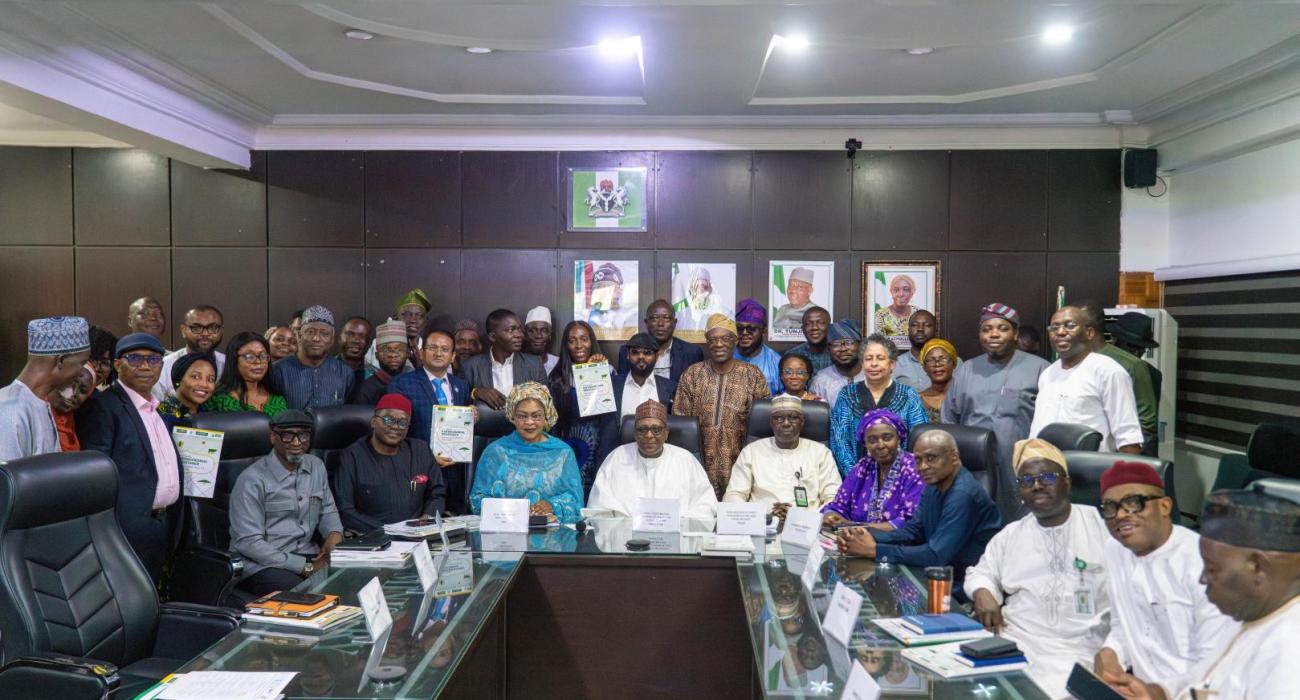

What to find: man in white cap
left=0, top=316, right=91, bottom=460
left=772, top=266, right=817, bottom=331
left=523, top=306, right=559, bottom=374
left=724, top=394, right=841, bottom=518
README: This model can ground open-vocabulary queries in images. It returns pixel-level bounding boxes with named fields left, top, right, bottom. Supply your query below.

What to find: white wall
left=1119, top=185, right=1170, bottom=272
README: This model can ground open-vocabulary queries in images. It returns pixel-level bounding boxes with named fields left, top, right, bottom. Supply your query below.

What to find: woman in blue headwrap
left=821, top=409, right=924, bottom=531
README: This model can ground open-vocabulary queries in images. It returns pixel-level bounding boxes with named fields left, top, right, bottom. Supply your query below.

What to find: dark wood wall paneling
left=0, top=147, right=1120, bottom=378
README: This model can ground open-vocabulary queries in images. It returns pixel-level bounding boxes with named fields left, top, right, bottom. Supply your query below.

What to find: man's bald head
left=912, top=429, right=961, bottom=488
left=914, top=429, right=956, bottom=453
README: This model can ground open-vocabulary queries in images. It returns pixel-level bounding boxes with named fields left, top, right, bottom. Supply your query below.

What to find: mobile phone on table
left=1066, top=663, right=1125, bottom=700
left=269, top=591, right=327, bottom=606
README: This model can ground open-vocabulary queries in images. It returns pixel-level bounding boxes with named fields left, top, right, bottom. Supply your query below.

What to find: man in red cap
left=333, top=393, right=446, bottom=533
left=1093, top=461, right=1237, bottom=684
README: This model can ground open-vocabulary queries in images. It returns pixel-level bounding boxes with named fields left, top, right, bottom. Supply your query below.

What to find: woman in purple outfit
left=821, top=409, right=924, bottom=531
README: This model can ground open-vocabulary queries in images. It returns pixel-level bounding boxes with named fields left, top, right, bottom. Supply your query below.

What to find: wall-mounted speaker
left=1123, top=149, right=1158, bottom=189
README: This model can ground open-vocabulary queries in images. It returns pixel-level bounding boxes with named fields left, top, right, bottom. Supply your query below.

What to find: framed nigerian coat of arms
left=567, top=167, right=648, bottom=232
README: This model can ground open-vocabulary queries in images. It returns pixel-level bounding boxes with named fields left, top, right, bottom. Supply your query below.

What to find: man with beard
left=351, top=319, right=408, bottom=406
left=893, top=309, right=949, bottom=391
left=269, top=305, right=356, bottom=410
left=587, top=400, right=716, bottom=520
left=126, top=296, right=166, bottom=342
left=1, top=316, right=91, bottom=460
left=734, top=298, right=784, bottom=397
left=601, top=332, right=677, bottom=455
left=787, top=306, right=833, bottom=374
left=334, top=394, right=446, bottom=533
left=617, top=299, right=703, bottom=383
left=1029, top=306, right=1142, bottom=453
left=338, top=316, right=375, bottom=387
left=230, top=410, right=344, bottom=596
left=809, top=318, right=864, bottom=402
left=459, top=309, right=547, bottom=410
left=523, top=306, right=560, bottom=374
left=154, top=304, right=226, bottom=401
left=942, top=303, right=1049, bottom=520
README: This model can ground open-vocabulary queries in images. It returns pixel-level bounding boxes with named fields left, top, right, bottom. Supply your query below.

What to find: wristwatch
left=303, top=561, right=315, bottom=575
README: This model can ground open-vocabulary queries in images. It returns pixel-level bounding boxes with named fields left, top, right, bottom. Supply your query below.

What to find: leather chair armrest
left=153, top=602, right=242, bottom=661
left=168, top=544, right=242, bottom=606
left=0, top=654, right=119, bottom=700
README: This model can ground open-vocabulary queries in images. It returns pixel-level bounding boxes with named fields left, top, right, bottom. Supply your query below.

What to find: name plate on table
left=800, top=540, right=825, bottom=592
left=357, top=577, right=393, bottom=639
left=412, top=542, right=438, bottom=592
left=781, top=506, right=821, bottom=550
left=842, top=659, right=883, bottom=700
left=480, top=498, right=530, bottom=532
left=716, top=502, right=767, bottom=536
left=633, top=497, right=680, bottom=532
left=822, top=581, right=864, bottom=647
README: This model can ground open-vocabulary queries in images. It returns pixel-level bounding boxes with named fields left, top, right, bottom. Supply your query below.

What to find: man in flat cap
left=1102, top=309, right=1162, bottom=457
left=523, top=306, right=560, bottom=374
left=943, top=303, right=1049, bottom=520
left=1104, top=482, right=1300, bottom=699
left=600, top=332, right=677, bottom=457
left=616, top=299, right=704, bottom=383
left=269, top=305, right=356, bottom=410
left=588, top=400, right=717, bottom=520
left=772, top=266, right=817, bottom=332
left=734, top=298, right=783, bottom=396
left=230, top=409, right=344, bottom=596
left=965, top=439, right=1112, bottom=697
left=809, top=318, right=864, bottom=403
left=724, top=394, right=841, bottom=518
left=1, top=316, right=91, bottom=460
left=1094, top=461, right=1237, bottom=685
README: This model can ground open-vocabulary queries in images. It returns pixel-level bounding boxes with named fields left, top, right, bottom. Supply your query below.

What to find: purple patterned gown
left=821, top=451, right=924, bottom=527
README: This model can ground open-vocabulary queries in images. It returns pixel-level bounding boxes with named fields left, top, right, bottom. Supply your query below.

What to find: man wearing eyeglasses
left=153, top=304, right=226, bottom=402
left=1093, top=461, right=1237, bottom=688
left=230, top=410, right=345, bottom=597
left=734, top=298, right=784, bottom=397
left=334, top=393, right=446, bottom=534
left=78, top=332, right=182, bottom=584
left=964, top=438, right=1112, bottom=697
left=587, top=400, right=717, bottom=519
left=724, top=394, right=840, bottom=517
left=809, top=318, right=864, bottom=402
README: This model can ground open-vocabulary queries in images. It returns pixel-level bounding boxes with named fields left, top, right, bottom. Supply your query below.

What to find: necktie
left=431, top=378, right=449, bottom=406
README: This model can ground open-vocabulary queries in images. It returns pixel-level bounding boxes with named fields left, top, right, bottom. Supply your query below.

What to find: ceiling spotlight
left=597, top=36, right=642, bottom=58
left=906, top=47, right=934, bottom=55
left=774, top=34, right=811, bottom=53
left=466, top=46, right=492, bottom=54
left=1042, top=24, right=1074, bottom=45
left=344, top=29, right=373, bottom=41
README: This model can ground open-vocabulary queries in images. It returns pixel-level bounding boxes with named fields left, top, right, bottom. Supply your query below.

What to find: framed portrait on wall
left=670, top=262, right=736, bottom=342
left=566, top=167, right=648, bottom=232
left=574, top=259, right=639, bottom=340
left=768, top=261, right=834, bottom=342
left=862, top=261, right=941, bottom=349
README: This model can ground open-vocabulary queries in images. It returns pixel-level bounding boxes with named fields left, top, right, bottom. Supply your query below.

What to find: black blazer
left=616, top=339, right=704, bottom=384
left=76, top=383, right=183, bottom=545
left=458, top=352, right=547, bottom=393
left=598, top=372, right=679, bottom=457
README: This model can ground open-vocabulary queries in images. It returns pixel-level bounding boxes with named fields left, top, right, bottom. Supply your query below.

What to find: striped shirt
left=269, top=356, right=356, bottom=410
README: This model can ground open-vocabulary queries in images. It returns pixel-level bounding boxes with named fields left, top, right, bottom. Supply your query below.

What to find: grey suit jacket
left=459, top=352, right=547, bottom=393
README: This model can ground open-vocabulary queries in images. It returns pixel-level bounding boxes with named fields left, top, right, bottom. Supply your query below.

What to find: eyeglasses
left=1017, top=472, right=1061, bottom=489
left=121, top=354, right=163, bottom=368
left=300, top=328, right=331, bottom=340
left=924, top=356, right=952, bottom=366
left=1047, top=321, right=1081, bottom=333
left=513, top=412, right=545, bottom=424
left=239, top=352, right=270, bottom=364
left=376, top=345, right=408, bottom=357
left=829, top=340, right=858, bottom=351
left=273, top=430, right=311, bottom=444
left=1100, top=493, right=1164, bottom=519
left=186, top=323, right=223, bottom=335
left=736, top=324, right=763, bottom=335
left=635, top=426, right=666, bottom=436
left=772, top=414, right=802, bottom=424
left=376, top=416, right=410, bottom=429
left=781, top=368, right=809, bottom=377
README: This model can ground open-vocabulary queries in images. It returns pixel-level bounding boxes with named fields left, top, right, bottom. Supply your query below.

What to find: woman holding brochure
left=158, top=351, right=217, bottom=431
left=469, top=382, right=585, bottom=524
left=547, top=320, right=615, bottom=498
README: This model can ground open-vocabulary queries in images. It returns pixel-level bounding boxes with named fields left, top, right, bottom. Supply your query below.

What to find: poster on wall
left=768, top=261, right=834, bottom=342
left=573, top=259, right=639, bottom=340
left=670, top=262, right=736, bottom=342
left=567, top=167, right=648, bottom=232
left=862, top=261, right=941, bottom=349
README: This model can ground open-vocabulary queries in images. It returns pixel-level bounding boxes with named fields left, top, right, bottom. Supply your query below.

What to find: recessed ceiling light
left=1042, top=24, right=1074, bottom=45
left=597, top=36, right=642, bottom=59
left=466, top=46, right=492, bottom=54
left=773, top=34, right=811, bottom=53
left=344, top=29, right=373, bottom=41
left=906, top=47, right=934, bottom=55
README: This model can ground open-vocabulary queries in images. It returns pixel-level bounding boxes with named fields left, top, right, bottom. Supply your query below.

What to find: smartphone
left=269, top=591, right=327, bottom=606
left=1066, top=663, right=1125, bottom=700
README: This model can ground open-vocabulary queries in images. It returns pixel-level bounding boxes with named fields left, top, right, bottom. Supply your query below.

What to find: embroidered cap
left=301, top=305, right=335, bottom=328
left=28, top=316, right=90, bottom=356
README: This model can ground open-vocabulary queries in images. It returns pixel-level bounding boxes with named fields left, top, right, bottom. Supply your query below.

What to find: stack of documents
left=902, top=641, right=1028, bottom=678
left=383, top=519, right=467, bottom=539
left=241, top=604, right=364, bottom=631
left=138, top=671, right=297, bottom=700
left=872, top=614, right=992, bottom=646
left=699, top=534, right=755, bottom=558
left=330, top=539, right=423, bottom=567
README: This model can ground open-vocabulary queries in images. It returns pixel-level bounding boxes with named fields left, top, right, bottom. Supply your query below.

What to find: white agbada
left=1102, top=526, right=1239, bottom=683
left=1159, top=596, right=1300, bottom=700
left=587, top=442, right=717, bottom=520
left=1030, top=352, right=1143, bottom=452
left=963, top=505, right=1112, bottom=698
left=723, top=438, right=841, bottom=510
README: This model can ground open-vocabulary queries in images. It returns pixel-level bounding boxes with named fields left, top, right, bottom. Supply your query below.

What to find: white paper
left=431, top=405, right=474, bottom=463
left=633, top=496, right=680, bottom=532
left=573, top=362, right=616, bottom=417
left=822, top=581, right=864, bottom=647
left=357, top=576, right=393, bottom=639
left=480, top=498, right=530, bottom=532
left=716, top=502, right=767, bottom=535
left=171, top=426, right=224, bottom=499
left=436, top=551, right=475, bottom=596
left=840, top=660, right=883, bottom=700
left=158, top=671, right=297, bottom=700
left=781, top=506, right=821, bottom=550
left=801, top=539, right=826, bottom=592
left=412, top=542, right=438, bottom=592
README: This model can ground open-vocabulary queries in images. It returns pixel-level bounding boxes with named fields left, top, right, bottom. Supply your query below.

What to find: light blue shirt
left=734, top=344, right=784, bottom=397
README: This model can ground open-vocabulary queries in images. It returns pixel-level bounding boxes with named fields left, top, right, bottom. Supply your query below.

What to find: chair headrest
left=746, top=398, right=832, bottom=443
left=475, top=404, right=515, bottom=439
left=909, top=424, right=997, bottom=472
left=1248, top=423, right=1300, bottom=476
left=193, top=411, right=272, bottom=459
left=1037, top=422, right=1104, bottom=452
left=310, top=404, right=377, bottom=450
left=0, top=452, right=117, bottom=529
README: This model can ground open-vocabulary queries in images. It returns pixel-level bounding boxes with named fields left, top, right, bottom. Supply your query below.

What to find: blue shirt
left=873, top=468, right=1002, bottom=580
left=735, top=344, right=784, bottom=397
left=829, top=381, right=929, bottom=474
left=269, top=356, right=356, bottom=410
left=787, top=342, right=834, bottom=374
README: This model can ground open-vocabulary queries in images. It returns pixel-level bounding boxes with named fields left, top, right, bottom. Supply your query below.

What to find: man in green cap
left=396, top=288, right=431, bottom=366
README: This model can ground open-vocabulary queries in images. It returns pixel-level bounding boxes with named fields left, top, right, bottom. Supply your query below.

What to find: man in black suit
left=458, top=309, right=546, bottom=409
left=617, top=299, right=703, bottom=383
left=77, top=333, right=182, bottom=584
left=601, top=332, right=678, bottom=456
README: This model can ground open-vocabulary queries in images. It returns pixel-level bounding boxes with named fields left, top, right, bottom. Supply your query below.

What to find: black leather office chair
left=1248, top=422, right=1300, bottom=479
left=1037, top=422, right=1103, bottom=452
left=310, top=404, right=376, bottom=488
left=170, top=411, right=270, bottom=607
left=0, top=452, right=239, bottom=699
left=619, top=414, right=705, bottom=464
left=470, top=403, right=516, bottom=500
left=745, top=398, right=832, bottom=444
left=909, top=424, right=999, bottom=501
left=1062, top=451, right=1180, bottom=524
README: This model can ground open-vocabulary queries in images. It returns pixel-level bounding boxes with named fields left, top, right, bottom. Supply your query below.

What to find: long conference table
left=165, top=519, right=1051, bottom=699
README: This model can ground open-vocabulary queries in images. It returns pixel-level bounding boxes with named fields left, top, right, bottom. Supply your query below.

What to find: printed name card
left=412, top=542, right=438, bottom=593
left=800, top=539, right=826, bottom=592
left=781, top=506, right=821, bottom=550
left=357, top=576, right=393, bottom=639
left=822, top=581, right=864, bottom=647
left=480, top=498, right=530, bottom=533
left=716, top=502, right=767, bottom=536
left=633, top=497, right=680, bottom=532
left=841, top=658, right=882, bottom=700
